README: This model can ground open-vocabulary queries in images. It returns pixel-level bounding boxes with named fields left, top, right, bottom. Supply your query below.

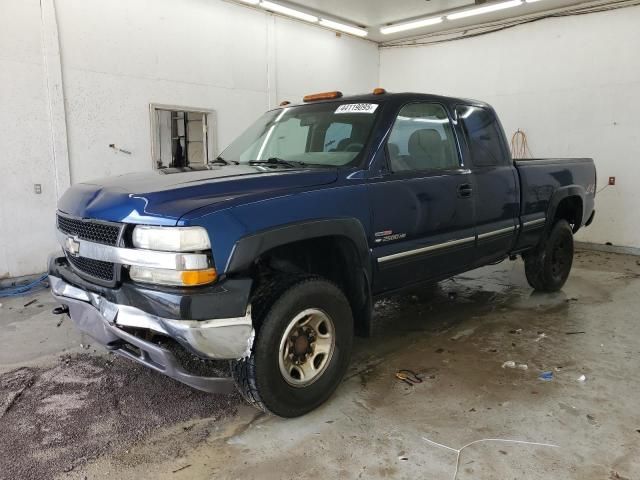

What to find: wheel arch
left=226, top=219, right=373, bottom=336
left=546, top=186, right=585, bottom=233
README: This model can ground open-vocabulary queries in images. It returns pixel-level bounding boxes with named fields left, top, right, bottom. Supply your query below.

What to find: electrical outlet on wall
left=608, top=177, right=616, bottom=186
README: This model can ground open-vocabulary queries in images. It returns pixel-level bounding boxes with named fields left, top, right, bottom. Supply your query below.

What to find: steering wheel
left=344, top=142, right=364, bottom=152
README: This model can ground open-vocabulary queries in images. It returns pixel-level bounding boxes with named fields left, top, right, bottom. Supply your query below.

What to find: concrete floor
left=1, top=249, right=639, bottom=480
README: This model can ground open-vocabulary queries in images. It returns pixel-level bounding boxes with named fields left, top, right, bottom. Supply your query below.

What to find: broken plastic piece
left=539, top=371, right=554, bottom=381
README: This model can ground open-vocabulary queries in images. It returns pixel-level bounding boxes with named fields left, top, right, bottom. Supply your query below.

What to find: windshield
left=219, top=102, right=380, bottom=167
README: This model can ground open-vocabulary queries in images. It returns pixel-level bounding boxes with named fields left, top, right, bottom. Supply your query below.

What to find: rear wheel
left=232, top=276, right=353, bottom=417
left=523, top=219, right=574, bottom=292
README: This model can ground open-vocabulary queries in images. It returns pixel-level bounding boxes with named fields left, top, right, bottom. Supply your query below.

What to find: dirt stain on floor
left=0, top=354, right=238, bottom=480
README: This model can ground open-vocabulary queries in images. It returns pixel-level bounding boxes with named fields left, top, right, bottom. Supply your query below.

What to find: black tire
left=523, top=219, right=574, bottom=292
left=232, top=276, right=353, bottom=417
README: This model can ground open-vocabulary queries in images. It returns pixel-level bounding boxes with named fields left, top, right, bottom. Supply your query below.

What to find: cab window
left=387, top=103, right=460, bottom=172
left=221, top=102, right=379, bottom=167
left=323, top=123, right=353, bottom=152
left=456, top=105, right=508, bottom=167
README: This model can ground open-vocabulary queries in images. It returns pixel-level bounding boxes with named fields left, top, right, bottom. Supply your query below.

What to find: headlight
left=129, top=266, right=217, bottom=286
left=132, top=226, right=210, bottom=252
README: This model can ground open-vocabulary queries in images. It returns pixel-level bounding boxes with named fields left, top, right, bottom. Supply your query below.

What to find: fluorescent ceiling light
left=319, top=19, right=368, bottom=37
left=525, top=0, right=546, bottom=2
left=236, top=0, right=260, bottom=4
left=447, top=0, right=523, bottom=20
left=260, top=1, right=318, bottom=23
left=380, top=16, right=443, bottom=35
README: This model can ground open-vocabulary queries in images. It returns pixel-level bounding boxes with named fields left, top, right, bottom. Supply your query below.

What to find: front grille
left=67, top=255, right=116, bottom=282
left=57, top=213, right=122, bottom=246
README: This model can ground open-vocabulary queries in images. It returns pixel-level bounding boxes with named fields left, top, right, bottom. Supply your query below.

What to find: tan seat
left=408, top=129, right=447, bottom=169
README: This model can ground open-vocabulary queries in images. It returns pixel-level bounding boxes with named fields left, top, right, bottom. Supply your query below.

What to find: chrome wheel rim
left=278, top=308, right=335, bottom=387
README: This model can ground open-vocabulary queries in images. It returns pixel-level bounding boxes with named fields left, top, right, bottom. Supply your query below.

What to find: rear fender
left=545, top=186, right=585, bottom=231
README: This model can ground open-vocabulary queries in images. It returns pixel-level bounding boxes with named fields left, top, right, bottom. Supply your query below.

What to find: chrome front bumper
left=50, top=275, right=255, bottom=393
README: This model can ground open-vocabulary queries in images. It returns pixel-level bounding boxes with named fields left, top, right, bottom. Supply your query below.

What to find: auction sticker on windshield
left=335, top=103, right=378, bottom=114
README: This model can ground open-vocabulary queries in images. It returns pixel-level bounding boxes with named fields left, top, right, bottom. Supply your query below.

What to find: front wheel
left=523, top=219, right=574, bottom=292
left=232, top=276, right=353, bottom=417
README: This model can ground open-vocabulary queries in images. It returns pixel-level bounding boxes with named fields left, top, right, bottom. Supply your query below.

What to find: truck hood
left=58, top=165, right=338, bottom=225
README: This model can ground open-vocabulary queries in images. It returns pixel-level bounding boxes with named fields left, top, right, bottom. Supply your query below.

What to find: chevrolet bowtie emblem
left=65, top=236, right=81, bottom=257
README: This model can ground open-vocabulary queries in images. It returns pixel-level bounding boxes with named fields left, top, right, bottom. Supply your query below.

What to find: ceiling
left=277, top=0, right=595, bottom=42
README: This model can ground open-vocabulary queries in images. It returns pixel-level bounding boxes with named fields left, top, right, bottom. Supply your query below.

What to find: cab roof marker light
left=303, top=91, right=343, bottom=102
left=380, top=16, right=443, bottom=35
left=446, top=0, right=523, bottom=20
left=260, top=1, right=318, bottom=23
left=319, top=19, right=368, bottom=37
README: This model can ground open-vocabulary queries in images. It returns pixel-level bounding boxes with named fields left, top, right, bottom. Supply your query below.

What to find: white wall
left=380, top=5, right=640, bottom=249
left=0, top=0, right=61, bottom=279
left=0, top=0, right=378, bottom=277
left=6, top=0, right=635, bottom=278
left=54, top=0, right=378, bottom=184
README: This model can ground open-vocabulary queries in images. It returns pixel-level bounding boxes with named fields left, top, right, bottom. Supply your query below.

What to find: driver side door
left=368, top=102, right=476, bottom=293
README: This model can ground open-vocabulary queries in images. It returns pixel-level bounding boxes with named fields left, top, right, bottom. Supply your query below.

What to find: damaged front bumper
left=49, top=271, right=254, bottom=394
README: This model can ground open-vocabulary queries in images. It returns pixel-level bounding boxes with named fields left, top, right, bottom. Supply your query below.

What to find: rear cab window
left=455, top=105, right=509, bottom=167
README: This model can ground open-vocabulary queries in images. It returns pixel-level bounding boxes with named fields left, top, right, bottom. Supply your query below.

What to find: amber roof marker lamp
left=373, top=88, right=387, bottom=95
left=303, top=91, right=343, bottom=102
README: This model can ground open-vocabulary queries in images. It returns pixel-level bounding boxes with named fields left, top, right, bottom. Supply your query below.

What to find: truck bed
left=514, top=157, right=596, bottom=250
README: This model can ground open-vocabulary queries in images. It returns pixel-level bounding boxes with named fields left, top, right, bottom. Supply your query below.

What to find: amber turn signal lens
left=373, top=88, right=386, bottom=95
left=180, top=268, right=218, bottom=286
left=303, top=91, right=343, bottom=102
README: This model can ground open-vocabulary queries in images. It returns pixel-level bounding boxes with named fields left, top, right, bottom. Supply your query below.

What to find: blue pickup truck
left=49, top=90, right=596, bottom=417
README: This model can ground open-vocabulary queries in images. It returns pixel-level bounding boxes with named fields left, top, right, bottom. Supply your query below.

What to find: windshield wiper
left=210, top=156, right=239, bottom=166
left=249, top=157, right=305, bottom=168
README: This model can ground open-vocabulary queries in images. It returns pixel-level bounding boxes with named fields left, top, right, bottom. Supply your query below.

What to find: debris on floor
left=395, top=369, right=423, bottom=386
left=539, top=371, right=554, bottom=381
left=0, top=354, right=238, bottom=480
left=422, top=434, right=560, bottom=480
left=610, top=470, right=631, bottom=480
left=577, top=374, right=587, bottom=382
left=502, top=361, right=528, bottom=370
left=172, top=464, right=192, bottom=474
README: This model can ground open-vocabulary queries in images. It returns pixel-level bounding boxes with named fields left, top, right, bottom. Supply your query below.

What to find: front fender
left=225, top=218, right=371, bottom=277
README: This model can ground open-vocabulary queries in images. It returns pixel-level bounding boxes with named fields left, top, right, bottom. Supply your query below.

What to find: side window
left=456, top=106, right=507, bottom=167
left=323, top=123, right=353, bottom=152
left=387, top=103, right=459, bottom=172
